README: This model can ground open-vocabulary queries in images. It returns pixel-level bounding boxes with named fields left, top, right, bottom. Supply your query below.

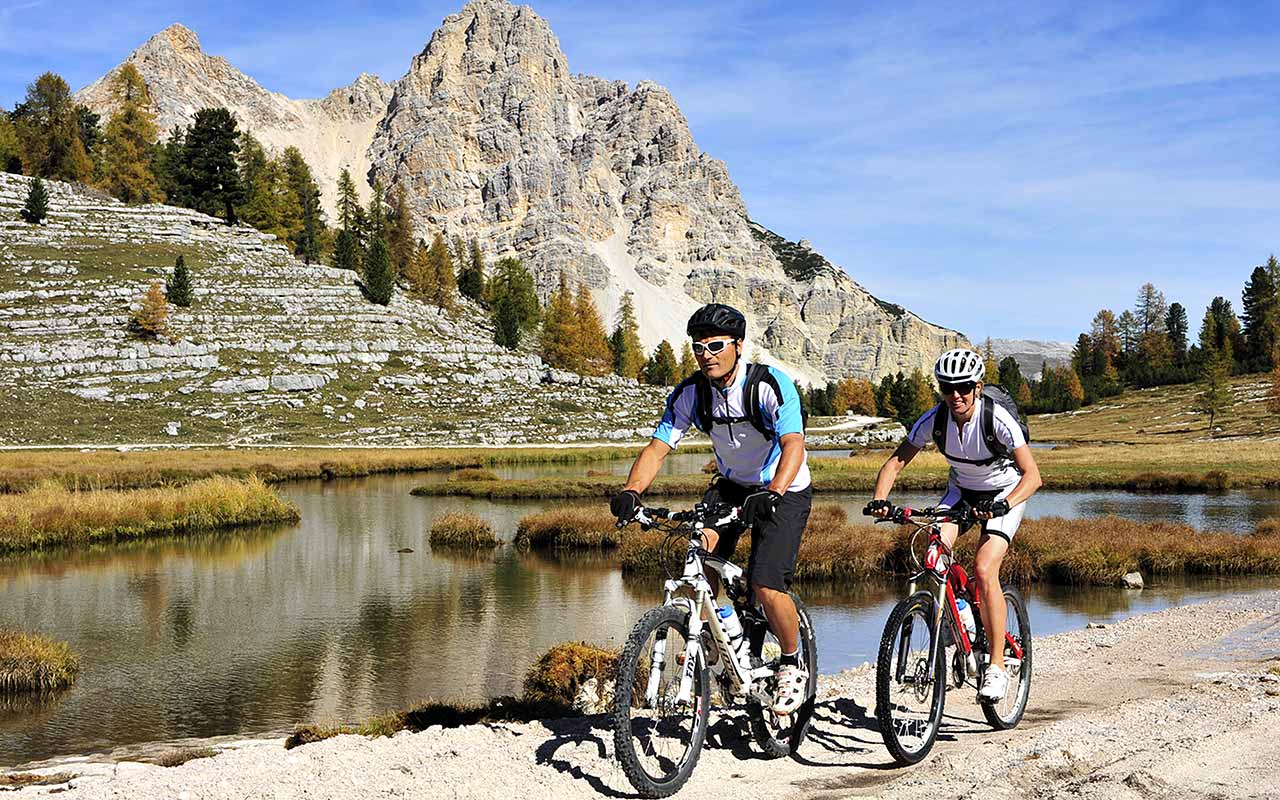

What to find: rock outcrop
left=76, top=1, right=965, bottom=384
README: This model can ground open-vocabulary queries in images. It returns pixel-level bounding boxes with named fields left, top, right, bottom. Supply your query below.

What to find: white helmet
left=934, top=348, right=985, bottom=383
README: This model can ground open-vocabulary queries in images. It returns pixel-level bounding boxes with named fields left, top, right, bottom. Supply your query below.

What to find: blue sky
left=2, top=0, right=1278, bottom=343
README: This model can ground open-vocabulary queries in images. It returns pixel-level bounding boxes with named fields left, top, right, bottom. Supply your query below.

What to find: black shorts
left=701, top=478, right=812, bottom=591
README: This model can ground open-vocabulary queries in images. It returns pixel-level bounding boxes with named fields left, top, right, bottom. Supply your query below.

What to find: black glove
left=864, top=499, right=891, bottom=516
left=946, top=500, right=973, bottom=525
left=610, top=489, right=642, bottom=523
left=742, top=490, right=783, bottom=526
left=975, top=498, right=1010, bottom=518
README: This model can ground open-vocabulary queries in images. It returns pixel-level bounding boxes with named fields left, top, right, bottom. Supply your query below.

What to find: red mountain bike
left=866, top=505, right=1032, bottom=764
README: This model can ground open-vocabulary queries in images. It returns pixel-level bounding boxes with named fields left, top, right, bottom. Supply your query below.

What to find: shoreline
left=7, top=591, right=1279, bottom=796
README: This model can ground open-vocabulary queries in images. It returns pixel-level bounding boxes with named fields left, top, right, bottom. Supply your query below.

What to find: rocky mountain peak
left=151, top=23, right=204, bottom=58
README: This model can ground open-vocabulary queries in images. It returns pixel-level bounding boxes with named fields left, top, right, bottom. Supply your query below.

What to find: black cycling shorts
left=702, top=478, right=812, bottom=591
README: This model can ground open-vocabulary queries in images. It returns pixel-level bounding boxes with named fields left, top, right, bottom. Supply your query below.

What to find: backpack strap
left=981, top=395, right=1009, bottom=460
left=930, top=403, right=949, bottom=458
left=744, top=363, right=780, bottom=440
left=672, top=372, right=711, bottom=433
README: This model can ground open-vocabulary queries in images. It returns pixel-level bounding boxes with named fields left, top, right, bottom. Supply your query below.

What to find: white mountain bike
left=612, top=501, right=818, bottom=798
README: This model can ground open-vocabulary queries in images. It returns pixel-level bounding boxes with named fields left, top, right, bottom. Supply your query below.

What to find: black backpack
left=930, top=384, right=1030, bottom=465
left=673, top=363, right=781, bottom=440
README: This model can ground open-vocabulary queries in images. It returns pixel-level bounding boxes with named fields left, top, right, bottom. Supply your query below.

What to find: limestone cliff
left=76, top=2, right=965, bottom=384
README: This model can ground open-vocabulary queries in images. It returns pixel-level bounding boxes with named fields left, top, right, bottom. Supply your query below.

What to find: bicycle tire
left=981, top=586, right=1032, bottom=730
left=612, top=604, right=711, bottom=798
left=748, top=593, right=819, bottom=757
left=875, top=591, right=946, bottom=765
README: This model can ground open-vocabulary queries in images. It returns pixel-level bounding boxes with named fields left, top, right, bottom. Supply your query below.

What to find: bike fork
left=675, top=612, right=704, bottom=705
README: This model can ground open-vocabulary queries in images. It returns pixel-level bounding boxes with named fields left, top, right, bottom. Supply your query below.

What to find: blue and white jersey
left=653, top=364, right=810, bottom=492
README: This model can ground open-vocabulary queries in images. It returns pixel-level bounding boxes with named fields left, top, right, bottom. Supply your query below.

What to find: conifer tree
left=1241, top=260, right=1279, bottom=370
left=1071, top=334, right=1092, bottom=378
left=1194, top=351, right=1234, bottom=436
left=0, top=111, right=19, bottom=174
left=1269, top=361, right=1280, bottom=416
left=1061, top=368, right=1085, bottom=410
left=128, top=281, right=170, bottom=340
left=1199, top=297, right=1242, bottom=365
left=875, top=375, right=896, bottom=418
left=832, top=377, right=876, bottom=416
left=998, top=356, right=1024, bottom=393
left=539, top=274, right=576, bottom=369
left=405, top=238, right=431, bottom=297
left=386, top=184, right=415, bottom=276
left=609, top=291, right=646, bottom=379
left=334, top=228, right=361, bottom=272
left=236, top=135, right=299, bottom=245
left=98, top=64, right=161, bottom=204
left=488, top=258, right=539, bottom=349
left=283, top=147, right=324, bottom=263
left=20, top=177, right=48, bottom=224
left=1165, top=302, right=1189, bottom=365
left=572, top=284, right=612, bottom=376
left=426, top=232, right=456, bottom=311
left=184, top=108, right=243, bottom=223
left=336, top=168, right=360, bottom=231
left=492, top=288, right=521, bottom=349
left=644, top=340, right=678, bottom=386
left=166, top=254, right=192, bottom=307
left=1135, top=283, right=1168, bottom=334
left=677, top=342, right=697, bottom=378
left=152, top=125, right=188, bottom=204
left=14, top=72, right=92, bottom=182
left=458, top=238, right=486, bottom=302
left=362, top=234, right=395, bottom=306
left=366, top=178, right=386, bottom=243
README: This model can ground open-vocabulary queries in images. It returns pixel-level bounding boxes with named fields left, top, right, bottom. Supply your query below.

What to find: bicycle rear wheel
left=875, top=591, right=946, bottom=765
left=982, top=587, right=1032, bottom=729
left=748, top=593, right=818, bottom=757
left=612, top=604, right=710, bottom=798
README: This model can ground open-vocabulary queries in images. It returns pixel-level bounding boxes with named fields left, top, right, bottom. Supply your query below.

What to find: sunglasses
left=939, top=381, right=977, bottom=396
left=691, top=338, right=735, bottom=356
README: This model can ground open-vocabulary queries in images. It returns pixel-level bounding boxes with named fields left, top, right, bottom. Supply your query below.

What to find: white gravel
left=9, top=591, right=1280, bottom=799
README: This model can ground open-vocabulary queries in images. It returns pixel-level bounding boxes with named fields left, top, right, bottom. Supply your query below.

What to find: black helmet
left=687, top=303, right=746, bottom=340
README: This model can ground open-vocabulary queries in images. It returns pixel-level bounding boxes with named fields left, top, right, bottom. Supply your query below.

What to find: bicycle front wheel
left=982, top=586, right=1032, bottom=729
left=748, top=593, right=819, bottom=757
left=612, top=604, right=711, bottom=798
left=875, top=591, right=946, bottom=765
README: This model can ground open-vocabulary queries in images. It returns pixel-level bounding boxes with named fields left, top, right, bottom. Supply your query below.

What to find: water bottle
left=956, top=597, right=977, bottom=642
left=717, top=605, right=747, bottom=664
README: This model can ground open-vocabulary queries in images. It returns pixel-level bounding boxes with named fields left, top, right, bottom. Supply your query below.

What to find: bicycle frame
left=637, top=508, right=777, bottom=707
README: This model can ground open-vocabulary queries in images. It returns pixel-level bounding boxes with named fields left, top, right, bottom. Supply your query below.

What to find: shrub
left=521, top=642, right=618, bottom=711
left=154, top=747, right=217, bottom=767
left=20, top=177, right=48, bottom=224
left=428, top=513, right=497, bottom=549
left=127, top=281, right=170, bottom=340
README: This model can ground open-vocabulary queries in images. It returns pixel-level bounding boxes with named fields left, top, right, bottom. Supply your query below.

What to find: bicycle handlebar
left=626, top=501, right=741, bottom=531
left=862, top=503, right=975, bottom=527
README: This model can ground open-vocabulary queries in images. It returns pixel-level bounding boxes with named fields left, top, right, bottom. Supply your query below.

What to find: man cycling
left=867, top=348, right=1042, bottom=702
left=611, top=303, right=812, bottom=715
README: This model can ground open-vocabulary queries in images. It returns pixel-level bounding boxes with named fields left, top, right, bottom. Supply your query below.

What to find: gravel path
left=11, top=591, right=1280, bottom=799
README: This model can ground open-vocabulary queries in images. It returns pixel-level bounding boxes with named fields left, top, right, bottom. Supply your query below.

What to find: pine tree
left=333, top=228, right=361, bottom=272
left=236, top=135, right=299, bottom=245
left=336, top=168, right=360, bottom=230
left=539, top=274, right=576, bottom=369
left=13, top=72, right=92, bottom=182
left=98, top=64, right=161, bottom=204
left=166, top=254, right=193, bottom=307
left=0, top=111, right=19, bottom=174
left=644, top=340, right=679, bottom=386
left=875, top=375, right=897, bottom=419
left=1165, top=302, right=1189, bottom=365
left=906, top=370, right=936, bottom=423
left=459, top=238, right=486, bottom=302
left=492, top=288, right=521, bottom=349
left=366, top=178, right=386, bottom=242
left=1199, top=297, right=1242, bottom=364
left=832, top=377, right=876, bottom=416
left=283, top=147, right=324, bottom=263
left=1117, top=309, right=1140, bottom=360
left=128, top=281, right=170, bottom=340
left=609, top=291, right=646, bottom=379
left=1071, top=334, right=1092, bottom=377
left=362, top=234, right=395, bottom=305
left=1194, top=351, right=1234, bottom=436
left=572, top=284, right=611, bottom=376
left=386, top=184, right=415, bottom=276
left=1241, top=261, right=1279, bottom=370
left=489, top=258, right=539, bottom=349
left=426, top=232, right=456, bottom=311
left=677, top=342, right=697, bottom=378
left=998, top=356, right=1024, bottom=392
left=20, top=176, right=48, bottom=223
left=1135, top=283, right=1168, bottom=334
left=405, top=238, right=432, bottom=297
left=1090, top=309, right=1121, bottom=370
left=152, top=125, right=188, bottom=204
left=1062, top=368, right=1085, bottom=410
left=184, top=108, right=243, bottom=223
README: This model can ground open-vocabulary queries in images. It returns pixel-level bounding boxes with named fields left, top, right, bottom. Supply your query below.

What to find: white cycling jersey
left=907, top=397, right=1026, bottom=490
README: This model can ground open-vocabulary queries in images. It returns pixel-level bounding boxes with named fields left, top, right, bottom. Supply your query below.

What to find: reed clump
left=154, top=748, right=218, bottom=767
left=428, top=513, right=498, bottom=549
left=0, top=476, right=300, bottom=553
left=515, top=508, right=620, bottom=549
left=448, top=468, right=499, bottom=482
left=0, top=773, right=73, bottom=788
left=285, top=640, right=619, bottom=749
left=0, top=630, right=79, bottom=693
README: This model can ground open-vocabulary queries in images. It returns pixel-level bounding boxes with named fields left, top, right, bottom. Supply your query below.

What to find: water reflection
left=0, top=471, right=1274, bottom=767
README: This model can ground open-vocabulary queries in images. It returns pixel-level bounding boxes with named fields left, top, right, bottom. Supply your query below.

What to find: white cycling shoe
left=979, top=664, right=1009, bottom=701
left=772, top=664, right=808, bottom=715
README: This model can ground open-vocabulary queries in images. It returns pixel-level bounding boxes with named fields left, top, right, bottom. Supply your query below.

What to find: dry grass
left=153, top=747, right=218, bottom=767
left=428, top=513, right=498, bottom=549
left=0, top=445, right=663, bottom=493
left=448, top=468, right=499, bottom=482
left=515, top=508, right=620, bottom=549
left=0, top=772, right=74, bottom=787
left=285, top=641, right=619, bottom=749
left=0, top=630, right=79, bottom=693
left=619, top=504, right=1280, bottom=587
left=0, top=476, right=300, bottom=553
